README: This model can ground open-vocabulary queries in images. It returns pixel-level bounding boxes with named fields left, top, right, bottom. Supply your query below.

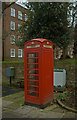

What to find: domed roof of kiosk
left=32, top=38, right=48, bottom=42
left=24, top=38, right=53, bottom=45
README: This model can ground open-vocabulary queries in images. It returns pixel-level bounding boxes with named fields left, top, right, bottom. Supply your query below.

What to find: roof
left=31, top=38, right=48, bottom=42
left=4, top=2, right=26, bottom=11
left=4, top=2, right=15, bottom=9
left=24, top=38, right=53, bottom=45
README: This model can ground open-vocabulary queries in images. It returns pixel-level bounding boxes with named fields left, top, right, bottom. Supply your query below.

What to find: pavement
left=2, top=90, right=77, bottom=119
left=2, top=87, right=24, bottom=97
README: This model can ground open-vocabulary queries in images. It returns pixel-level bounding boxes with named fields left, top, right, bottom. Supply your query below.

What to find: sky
left=0, top=0, right=76, bottom=2
left=16, top=0, right=76, bottom=2
left=16, top=0, right=28, bottom=8
left=16, top=0, right=27, bottom=2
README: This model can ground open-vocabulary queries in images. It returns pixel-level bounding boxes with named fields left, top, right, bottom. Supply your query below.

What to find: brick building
left=2, top=2, right=28, bottom=61
left=54, top=44, right=74, bottom=59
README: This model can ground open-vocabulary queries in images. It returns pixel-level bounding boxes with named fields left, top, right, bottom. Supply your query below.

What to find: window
left=11, top=21, right=15, bottom=30
left=25, top=14, right=28, bottom=21
left=10, top=35, right=15, bottom=44
left=18, top=36, right=22, bottom=41
left=18, top=24, right=21, bottom=28
left=11, top=8, right=15, bottom=17
left=25, top=26, right=28, bottom=31
left=68, top=51, right=69, bottom=55
left=18, top=11, right=22, bottom=20
left=18, top=49, right=22, bottom=57
left=71, top=51, right=72, bottom=55
left=11, top=49, right=15, bottom=57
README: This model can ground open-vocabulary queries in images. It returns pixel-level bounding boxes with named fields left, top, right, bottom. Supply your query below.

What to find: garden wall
left=54, top=59, right=76, bottom=88
left=2, top=59, right=76, bottom=88
left=2, top=62, right=24, bottom=86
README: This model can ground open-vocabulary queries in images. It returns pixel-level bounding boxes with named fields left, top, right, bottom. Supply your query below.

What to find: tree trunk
left=74, top=22, right=77, bottom=59
left=62, top=47, right=67, bottom=59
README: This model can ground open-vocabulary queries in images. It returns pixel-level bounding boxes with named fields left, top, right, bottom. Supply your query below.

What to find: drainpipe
left=2, top=12, right=4, bottom=61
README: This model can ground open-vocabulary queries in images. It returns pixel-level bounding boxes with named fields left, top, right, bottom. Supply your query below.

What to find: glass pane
left=27, top=75, right=39, bottom=80
left=28, top=59, right=36, bottom=63
left=27, top=70, right=39, bottom=74
left=27, top=86, right=39, bottom=91
left=27, top=53, right=38, bottom=58
left=28, top=64, right=35, bottom=69
left=27, top=58, right=38, bottom=63
left=27, top=91, right=30, bottom=95
left=27, top=64, right=38, bottom=69
left=27, top=91, right=39, bottom=97
left=27, top=81, right=39, bottom=86
left=28, top=75, right=36, bottom=80
left=30, top=92, right=36, bottom=97
left=28, top=70, right=35, bottom=74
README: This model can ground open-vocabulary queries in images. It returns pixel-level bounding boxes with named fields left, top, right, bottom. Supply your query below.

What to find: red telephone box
left=24, top=38, right=53, bottom=108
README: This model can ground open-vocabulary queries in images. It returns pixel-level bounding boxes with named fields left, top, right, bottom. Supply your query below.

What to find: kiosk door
left=27, top=52, right=39, bottom=97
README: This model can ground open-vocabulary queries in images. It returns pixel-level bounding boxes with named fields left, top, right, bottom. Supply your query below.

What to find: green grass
left=0, top=59, right=76, bottom=64
left=0, top=59, right=77, bottom=68
left=55, top=59, right=76, bottom=65
left=0, top=60, right=24, bottom=63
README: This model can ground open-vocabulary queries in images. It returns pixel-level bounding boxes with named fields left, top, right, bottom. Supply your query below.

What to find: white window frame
left=18, top=24, right=21, bottom=28
left=18, top=36, right=22, bottom=42
left=25, top=14, right=28, bottom=21
left=18, top=49, right=22, bottom=58
left=10, top=35, right=15, bottom=44
left=71, top=51, right=72, bottom=55
left=11, top=8, right=15, bottom=17
left=18, top=11, right=22, bottom=20
left=68, top=51, right=69, bottom=55
left=11, top=21, right=15, bottom=30
left=11, top=49, right=15, bottom=57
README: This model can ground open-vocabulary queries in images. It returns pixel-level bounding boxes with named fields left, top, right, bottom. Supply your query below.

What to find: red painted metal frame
left=24, top=38, right=53, bottom=106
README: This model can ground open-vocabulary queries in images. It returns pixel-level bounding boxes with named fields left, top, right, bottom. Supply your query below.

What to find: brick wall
left=2, top=60, right=76, bottom=88
left=2, top=62, right=24, bottom=86
left=54, top=60, right=76, bottom=88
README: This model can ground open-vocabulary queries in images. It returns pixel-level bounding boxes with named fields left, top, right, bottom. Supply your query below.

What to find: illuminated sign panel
left=43, top=45, right=52, bottom=48
left=26, top=45, right=40, bottom=48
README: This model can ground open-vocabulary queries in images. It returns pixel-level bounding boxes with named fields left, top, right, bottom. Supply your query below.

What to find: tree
left=17, top=2, right=72, bottom=58
left=73, top=22, right=77, bottom=58
left=71, top=1, right=77, bottom=58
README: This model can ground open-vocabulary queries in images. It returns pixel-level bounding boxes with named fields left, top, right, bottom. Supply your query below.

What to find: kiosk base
left=24, top=100, right=52, bottom=109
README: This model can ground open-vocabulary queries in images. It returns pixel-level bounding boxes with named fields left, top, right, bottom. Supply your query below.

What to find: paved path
left=2, top=91, right=77, bottom=119
left=2, top=87, right=24, bottom=97
left=0, top=98, right=2, bottom=120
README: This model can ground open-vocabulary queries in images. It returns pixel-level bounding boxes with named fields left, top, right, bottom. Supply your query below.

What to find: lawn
left=55, top=59, right=76, bottom=65
left=0, top=58, right=76, bottom=64
left=0, top=60, right=24, bottom=63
